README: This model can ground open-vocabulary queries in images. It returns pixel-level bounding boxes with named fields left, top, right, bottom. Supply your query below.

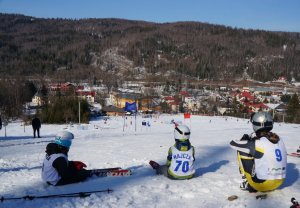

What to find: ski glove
left=72, top=161, right=87, bottom=170
left=240, top=134, right=250, bottom=141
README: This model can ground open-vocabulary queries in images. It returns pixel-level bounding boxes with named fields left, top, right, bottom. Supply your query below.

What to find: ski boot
left=291, top=197, right=300, bottom=208
left=149, top=160, right=160, bottom=170
left=239, top=175, right=248, bottom=190
left=239, top=176, right=257, bottom=193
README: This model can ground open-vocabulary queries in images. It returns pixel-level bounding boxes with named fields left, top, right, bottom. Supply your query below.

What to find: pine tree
left=286, top=93, right=300, bottom=123
left=41, top=97, right=90, bottom=123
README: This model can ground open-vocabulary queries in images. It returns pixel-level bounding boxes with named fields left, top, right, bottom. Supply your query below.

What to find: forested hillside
left=1, top=13, right=300, bottom=83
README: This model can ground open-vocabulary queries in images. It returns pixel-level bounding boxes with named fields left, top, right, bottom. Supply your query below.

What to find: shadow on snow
left=0, top=139, right=54, bottom=148
left=280, top=163, right=299, bottom=189
left=194, top=145, right=231, bottom=178
left=0, top=166, right=42, bottom=173
left=0, top=134, right=55, bottom=141
left=195, top=160, right=229, bottom=177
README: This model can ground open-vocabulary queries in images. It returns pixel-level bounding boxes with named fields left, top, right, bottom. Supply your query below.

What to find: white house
left=32, top=92, right=45, bottom=106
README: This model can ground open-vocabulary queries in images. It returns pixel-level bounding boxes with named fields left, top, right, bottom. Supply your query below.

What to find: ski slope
left=0, top=114, right=299, bottom=208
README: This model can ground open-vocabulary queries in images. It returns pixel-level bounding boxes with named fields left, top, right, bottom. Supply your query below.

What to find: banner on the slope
left=184, top=113, right=191, bottom=119
left=124, top=102, right=137, bottom=112
left=183, top=113, right=191, bottom=130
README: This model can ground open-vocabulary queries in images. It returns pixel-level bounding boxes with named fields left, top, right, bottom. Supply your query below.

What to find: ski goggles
left=55, top=136, right=72, bottom=148
left=175, top=127, right=190, bottom=136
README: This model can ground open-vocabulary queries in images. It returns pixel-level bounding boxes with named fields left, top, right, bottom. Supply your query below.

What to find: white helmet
left=174, top=125, right=191, bottom=141
left=55, top=131, right=74, bottom=148
left=250, top=112, right=273, bottom=133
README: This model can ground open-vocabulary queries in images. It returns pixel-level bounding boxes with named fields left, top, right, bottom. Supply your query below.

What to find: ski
left=0, top=189, right=112, bottom=202
left=90, top=169, right=132, bottom=177
left=107, top=169, right=132, bottom=176
left=287, top=153, right=300, bottom=158
left=90, top=167, right=121, bottom=173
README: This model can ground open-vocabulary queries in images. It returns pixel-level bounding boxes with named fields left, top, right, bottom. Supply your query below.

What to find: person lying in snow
left=229, top=112, right=287, bottom=193
left=41, top=131, right=91, bottom=186
left=149, top=124, right=195, bottom=180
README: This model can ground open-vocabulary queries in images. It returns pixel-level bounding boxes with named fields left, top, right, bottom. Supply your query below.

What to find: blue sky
left=0, top=0, right=300, bottom=32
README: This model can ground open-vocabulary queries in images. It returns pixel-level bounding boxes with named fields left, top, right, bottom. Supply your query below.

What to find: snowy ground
left=0, top=114, right=299, bottom=208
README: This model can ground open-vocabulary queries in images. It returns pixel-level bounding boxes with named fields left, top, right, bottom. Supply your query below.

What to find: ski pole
left=0, top=188, right=113, bottom=202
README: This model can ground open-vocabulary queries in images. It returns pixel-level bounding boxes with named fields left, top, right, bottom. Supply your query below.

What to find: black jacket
left=32, top=117, right=41, bottom=129
left=45, top=143, right=73, bottom=179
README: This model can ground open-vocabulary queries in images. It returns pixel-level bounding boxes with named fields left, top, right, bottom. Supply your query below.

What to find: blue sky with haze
left=0, top=0, right=299, bottom=32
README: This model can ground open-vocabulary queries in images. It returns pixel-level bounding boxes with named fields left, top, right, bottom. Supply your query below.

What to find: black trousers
left=238, top=151, right=265, bottom=183
left=156, top=165, right=178, bottom=180
left=55, top=163, right=91, bottom=186
left=33, top=128, right=40, bottom=138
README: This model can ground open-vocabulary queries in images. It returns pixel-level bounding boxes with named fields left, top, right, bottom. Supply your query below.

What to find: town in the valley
left=27, top=75, right=300, bottom=123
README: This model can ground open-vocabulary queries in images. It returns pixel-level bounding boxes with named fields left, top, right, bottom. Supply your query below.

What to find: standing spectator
left=32, top=116, right=41, bottom=138
left=0, top=115, right=2, bottom=130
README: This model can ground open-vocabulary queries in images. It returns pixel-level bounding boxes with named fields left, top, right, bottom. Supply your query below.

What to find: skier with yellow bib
left=150, top=124, right=195, bottom=180
left=230, top=112, right=287, bottom=192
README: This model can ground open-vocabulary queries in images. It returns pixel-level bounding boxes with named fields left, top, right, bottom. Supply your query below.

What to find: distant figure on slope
left=149, top=124, right=195, bottom=180
left=41, top=131, right=92, bottom=186
left=229, top=112, right=287, bottom=192
left=31, top=116, right=41, bottom=138
left=0, top=115, right=2, bottom=130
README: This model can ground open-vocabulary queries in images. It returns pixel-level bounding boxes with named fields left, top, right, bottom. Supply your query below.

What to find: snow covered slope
left=0, top=115, right=299, bottom=208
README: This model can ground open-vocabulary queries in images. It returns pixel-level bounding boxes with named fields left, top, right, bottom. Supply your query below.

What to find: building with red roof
left=76, top=88, right=96, bottom=103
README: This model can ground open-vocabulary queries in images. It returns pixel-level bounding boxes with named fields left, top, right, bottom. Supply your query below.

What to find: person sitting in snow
left=149, top=124, right=195, bottom=180
left=229, top=111, right=287, bottom=193
left=41, top=131, right=91, bottom=186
